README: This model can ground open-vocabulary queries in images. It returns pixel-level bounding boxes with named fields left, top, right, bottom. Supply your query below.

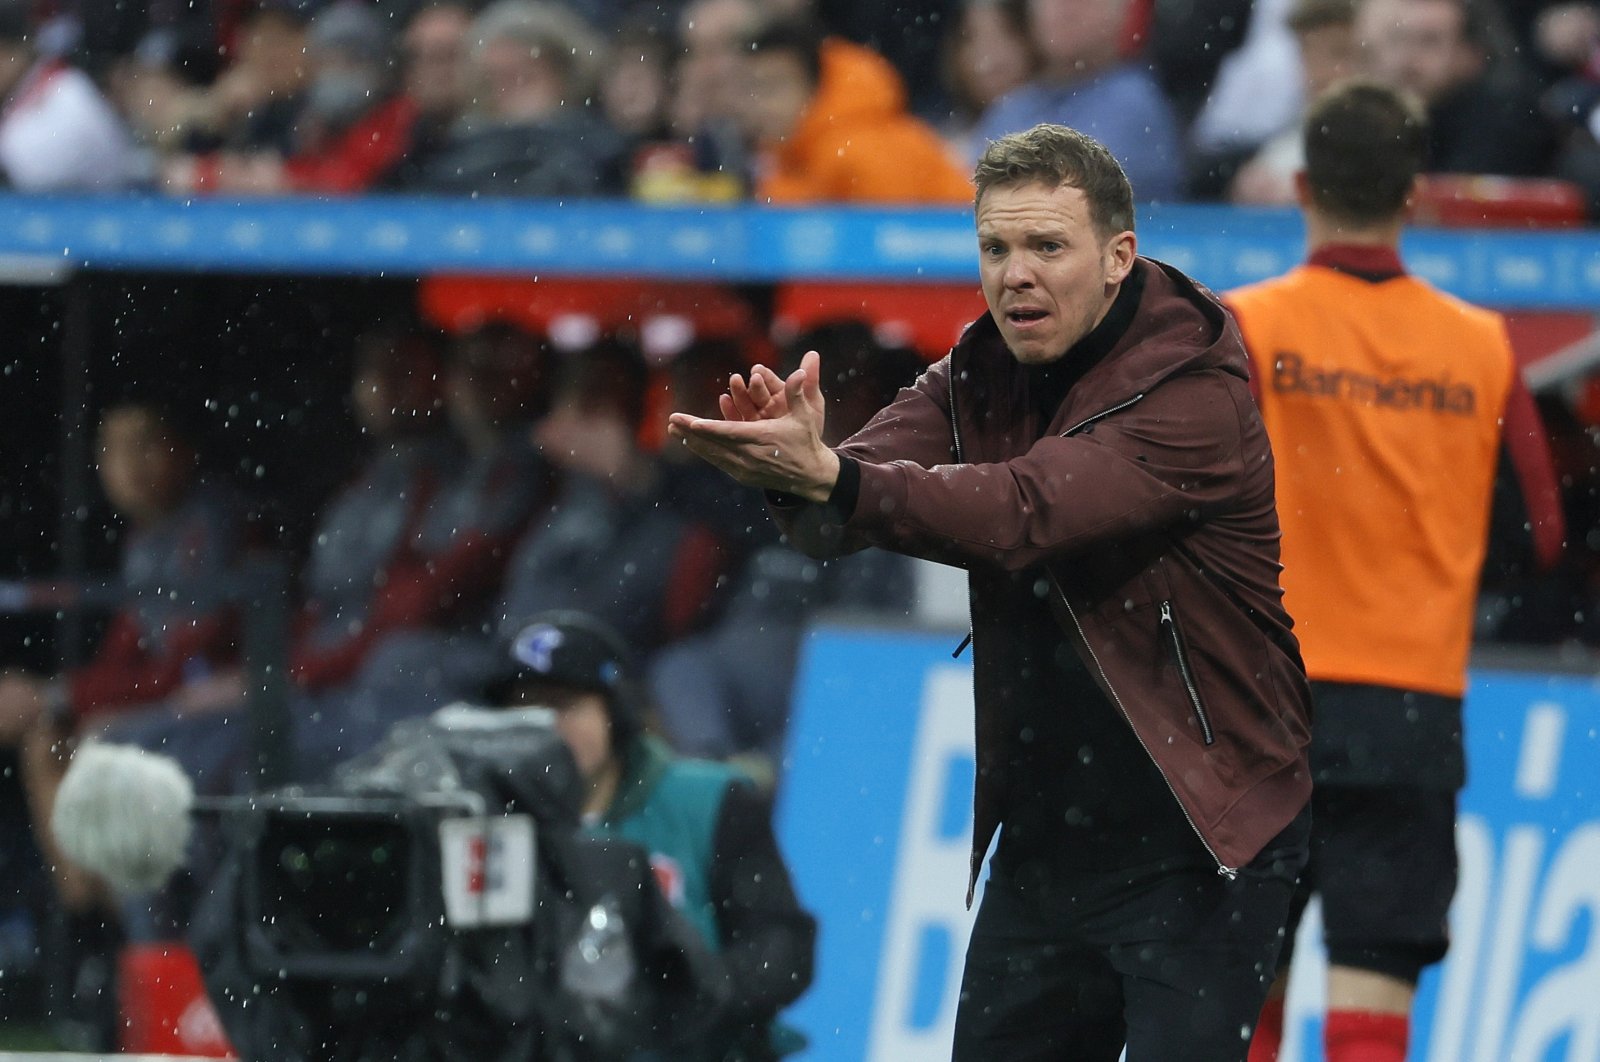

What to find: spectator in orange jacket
left=742, top=19, right=974, bottom=204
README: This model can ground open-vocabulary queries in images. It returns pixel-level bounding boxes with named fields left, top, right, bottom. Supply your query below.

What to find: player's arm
left=1500, top=372, right=1566, bottom=571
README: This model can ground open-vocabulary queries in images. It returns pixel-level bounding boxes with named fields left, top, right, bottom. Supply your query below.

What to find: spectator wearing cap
left=412, top=0, right=628, bottom=197
left=0, top=0, right=137, bottom=189
left=503, top=611, right=816, bottom=1062
left=277, top=0, right=418, bottom=193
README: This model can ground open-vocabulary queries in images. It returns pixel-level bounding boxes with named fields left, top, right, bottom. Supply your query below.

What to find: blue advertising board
left=775, top=628, right=1600, bottom=1061
left=3, top=195, right=1600, bottom=308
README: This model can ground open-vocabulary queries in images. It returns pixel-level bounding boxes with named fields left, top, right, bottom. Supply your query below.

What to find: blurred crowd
left=0, top=310, right=927, bottom=1046
left=1, top=0, right=1599, bottom=215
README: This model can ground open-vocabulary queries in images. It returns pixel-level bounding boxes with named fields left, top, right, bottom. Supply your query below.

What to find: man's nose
left=1004, top=255, right=1034, bottom=288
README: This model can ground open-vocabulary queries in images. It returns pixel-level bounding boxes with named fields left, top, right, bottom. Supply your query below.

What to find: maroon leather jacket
left=772, top=257, right=1313, bottom=888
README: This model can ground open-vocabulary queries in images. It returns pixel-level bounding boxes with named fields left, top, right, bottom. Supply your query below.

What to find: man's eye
left=1040, top=242, right=1062, bottom=253
left=983, top=245, right=1004, bottom=257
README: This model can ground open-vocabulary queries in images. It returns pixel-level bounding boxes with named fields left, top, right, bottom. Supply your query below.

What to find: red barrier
left=118, top=944, right=236, bottom=1058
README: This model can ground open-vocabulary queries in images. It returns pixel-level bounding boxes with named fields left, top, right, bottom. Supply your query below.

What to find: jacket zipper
left=1062, top=393, right=1146, bottom=437
left=1160, top=601, right=1216, bottom=746
left=1055, top=387, right=1234, bottom=873
left=1052, top=574, right=1237, bottom=878
left=949, top=365, right=986, bottom=901
left=949, top=389, right=1144, bottom=656
left=1057, top=392, right=1235, bottom=874
left=950, top=376, right=975, bottom=660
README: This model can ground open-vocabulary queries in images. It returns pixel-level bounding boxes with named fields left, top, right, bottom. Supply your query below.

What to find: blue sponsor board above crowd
left=1, top=195, right=1599, bottom=309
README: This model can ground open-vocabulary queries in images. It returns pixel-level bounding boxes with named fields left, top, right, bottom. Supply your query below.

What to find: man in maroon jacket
left=670, top=123, right=1313, bottom=1061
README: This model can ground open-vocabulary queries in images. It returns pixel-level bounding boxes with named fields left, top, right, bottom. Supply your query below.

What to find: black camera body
left=191, top=708, right=721, bottom=1062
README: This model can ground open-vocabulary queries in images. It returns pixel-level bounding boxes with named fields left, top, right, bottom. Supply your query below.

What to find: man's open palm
left=667, top=350, right=840, bottom=502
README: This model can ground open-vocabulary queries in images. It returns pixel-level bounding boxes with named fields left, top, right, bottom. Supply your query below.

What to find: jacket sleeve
left=707, top=780, right=816, bottom=1021
left=1500, top=372, right=1566, bottom=571
left=827, top=369, right=1253, bottom=572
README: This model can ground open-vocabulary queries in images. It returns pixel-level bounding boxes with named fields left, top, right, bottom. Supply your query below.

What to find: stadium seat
left=418, top=276, right=760, bottom=359
left=1412, top=176, right=1589, bottom=229
left=772, top=282, right=988, bottom=359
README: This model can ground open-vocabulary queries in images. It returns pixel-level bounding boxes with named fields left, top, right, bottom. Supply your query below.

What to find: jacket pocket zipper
left=1053, top=577, right=1235, bottom=877
left=1160, top=601, right=1215, bottom=746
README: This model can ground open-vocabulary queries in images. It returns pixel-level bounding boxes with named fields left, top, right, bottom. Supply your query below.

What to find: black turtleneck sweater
left=985, top=267, right=1207, bottom=877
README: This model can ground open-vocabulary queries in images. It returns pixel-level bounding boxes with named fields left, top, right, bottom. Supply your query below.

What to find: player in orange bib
left=1225, top=81, right=1565, bottom=1062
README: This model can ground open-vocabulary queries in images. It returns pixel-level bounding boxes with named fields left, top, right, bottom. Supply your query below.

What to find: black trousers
left=952, top=816, right=1308, bottom=1062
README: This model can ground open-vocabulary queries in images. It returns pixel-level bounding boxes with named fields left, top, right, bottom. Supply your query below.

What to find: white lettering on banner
left=867, top=665, right=978, bottom=1062
left=1438, top=700, right=1600, bottom=1062
left=1428, top=816, right=1493, bottom=1062
left=1285, top=700, right=1600, bottom=1062
left=1471, top=826, right=1543, bottom=1062
left=874, top=225, right=976, bottom=265
left=1508, top=826, right=1600, bottom=1060
left=1516, top=703, right=1566, bottom=799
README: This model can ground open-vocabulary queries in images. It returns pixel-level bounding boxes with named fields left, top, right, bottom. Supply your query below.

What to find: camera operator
left=503, top=612, right=816, bottom=1062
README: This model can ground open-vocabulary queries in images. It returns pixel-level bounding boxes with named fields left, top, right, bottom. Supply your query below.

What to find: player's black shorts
left=1279, top=783, right=1459, bottom=982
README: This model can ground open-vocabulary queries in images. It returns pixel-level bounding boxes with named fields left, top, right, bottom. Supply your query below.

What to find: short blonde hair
left=972, top=124, right=1135, bottom=235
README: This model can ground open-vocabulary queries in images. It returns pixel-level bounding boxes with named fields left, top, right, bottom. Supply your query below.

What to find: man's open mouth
left=1008, top=309, right=1048, bottom=323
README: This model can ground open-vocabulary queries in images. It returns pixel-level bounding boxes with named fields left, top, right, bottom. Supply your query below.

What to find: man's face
left=742, top=51, right=813, bottom=144
left=1028, top=0, right=1129, bottom=74
left=955, top=3, right=1034, bottom=108
left=97, top=409, right=188, bottom=519
left=1298, top=22, right=1357, bottom=101
left=403, top=6, right=469, bottom=116
left=515, top=681, right=614, bottom=780
left=1358, top=0, right=1478, bottom=104
left=480, top=38, right=539, bottom=107
left=976, top=180, right=1136, bottom=366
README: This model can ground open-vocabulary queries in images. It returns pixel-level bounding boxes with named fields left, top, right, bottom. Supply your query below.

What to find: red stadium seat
left=773, top=281, right=988, bottom=359
left=1412, top=176, right=1589, bottom=229
left=418, top=275, right=760, bottom=353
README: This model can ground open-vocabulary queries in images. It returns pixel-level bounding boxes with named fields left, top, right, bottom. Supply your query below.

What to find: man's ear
left=1104, top=229, right=1137, bottom=285
left=1293, top=170, right=1312, bottom=210
left=1402, top=173, right=1425, bottom=220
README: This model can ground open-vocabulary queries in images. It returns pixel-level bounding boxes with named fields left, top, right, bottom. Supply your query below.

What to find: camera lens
left=256, top=813, right=411, bottom=957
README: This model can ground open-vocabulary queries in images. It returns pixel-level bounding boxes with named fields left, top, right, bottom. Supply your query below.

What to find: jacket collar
left=1024, top=265, right=1146, bottom=423
left=601, top=734, right=673, bottom=824
left=955, top=257, right=1246, bottom=434
left=1308, top=244, right=1406, bottom=282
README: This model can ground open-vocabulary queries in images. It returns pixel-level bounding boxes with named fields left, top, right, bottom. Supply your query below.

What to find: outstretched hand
left=667, top=350, right=840, bottom=502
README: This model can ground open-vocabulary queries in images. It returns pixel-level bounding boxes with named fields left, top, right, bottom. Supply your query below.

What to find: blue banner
left=2, top=195, right=1598, bottom=308
left=776, top=628, right=1600, bottom=1061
